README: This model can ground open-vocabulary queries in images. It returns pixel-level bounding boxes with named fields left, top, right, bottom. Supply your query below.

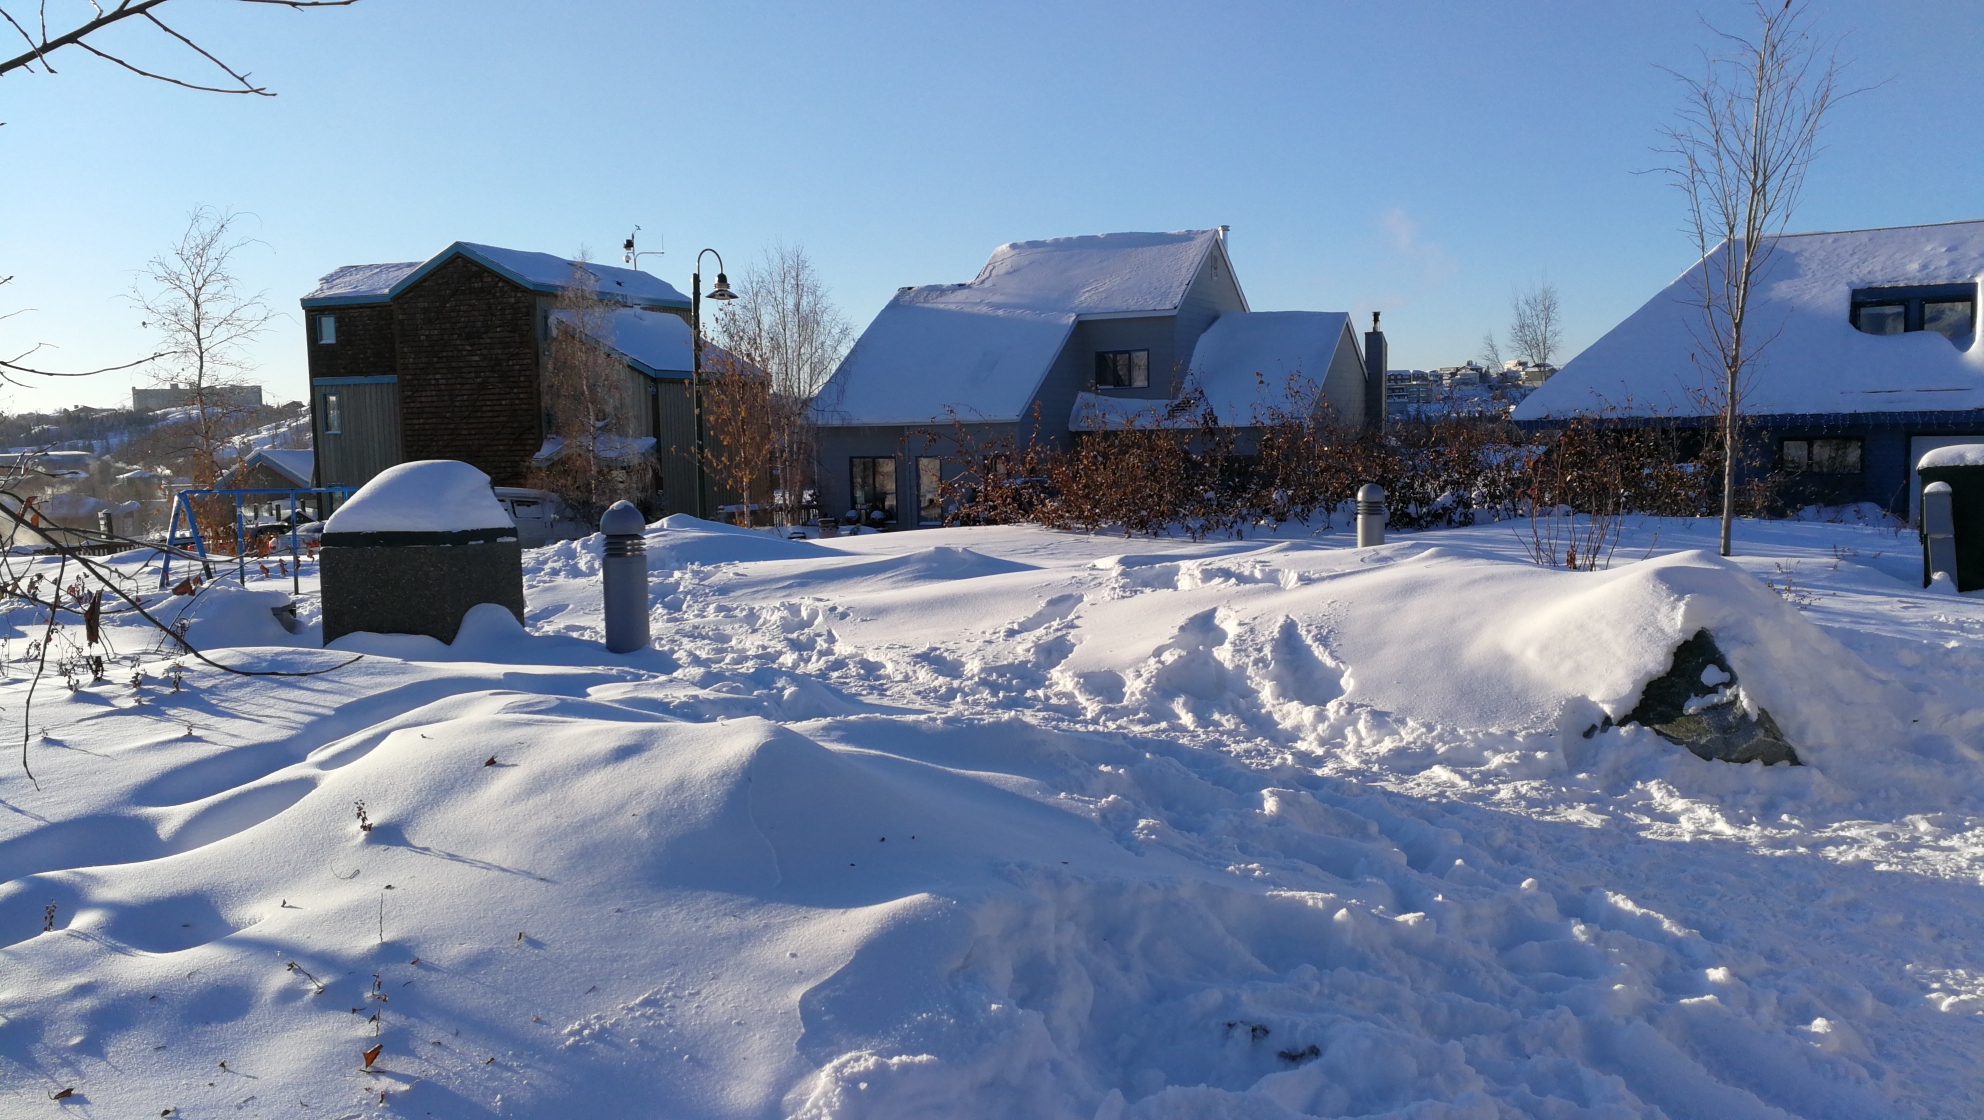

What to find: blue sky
left=3, top=0, right=1981, bottom=413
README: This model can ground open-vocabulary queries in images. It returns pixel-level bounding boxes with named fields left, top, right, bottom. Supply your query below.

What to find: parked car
left=494, top=487, right=589, bottom=548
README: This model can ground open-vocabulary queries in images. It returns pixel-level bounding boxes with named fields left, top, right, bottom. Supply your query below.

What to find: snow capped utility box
left=319, top=460, right=525, bottom=644
left=1917, top=444, right=1984, bottom=592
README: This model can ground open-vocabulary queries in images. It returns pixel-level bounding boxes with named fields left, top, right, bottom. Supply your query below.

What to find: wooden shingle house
left=814, top=229, right=1385, bottom=528
left=299, top=242, right=703, bottom=514
left=1514, top=219, right=1984, bottom=520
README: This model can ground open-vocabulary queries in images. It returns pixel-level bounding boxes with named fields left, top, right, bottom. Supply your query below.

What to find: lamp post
left=691, top=248, right=738, bottom=521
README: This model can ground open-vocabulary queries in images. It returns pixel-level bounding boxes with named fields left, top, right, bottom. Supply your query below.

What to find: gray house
left=1514, top=219, right=1984, bottom=520
left=814, top=228, right=1382, bottom=528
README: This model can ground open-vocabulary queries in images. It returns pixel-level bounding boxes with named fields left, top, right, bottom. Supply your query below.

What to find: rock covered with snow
left=323, top=460, right=514, bottom=535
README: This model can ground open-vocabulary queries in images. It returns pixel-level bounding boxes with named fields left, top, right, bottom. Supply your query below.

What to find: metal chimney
left=1363, top=311, right=1387, bottom=432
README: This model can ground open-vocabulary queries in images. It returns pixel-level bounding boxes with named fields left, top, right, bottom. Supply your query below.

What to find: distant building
left=299, top=242, right=700, bottom=511
left=815, top=229, right=1384, bottom=528
left=1386, top=370, right=1439, bottom=410
left=220, top=447, right=315, bottom=490
left=132, top=383, right=264, bottom=413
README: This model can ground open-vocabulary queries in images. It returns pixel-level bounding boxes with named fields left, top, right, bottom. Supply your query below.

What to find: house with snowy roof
left=1513, top=219, right=1984, bottom=519
left=299, top=242, right=706, bottom=514
left=814, top=228, right=1384, bottom=528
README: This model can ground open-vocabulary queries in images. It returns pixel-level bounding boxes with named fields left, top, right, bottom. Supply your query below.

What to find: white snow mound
left=325, top=460, right=514, bottom=534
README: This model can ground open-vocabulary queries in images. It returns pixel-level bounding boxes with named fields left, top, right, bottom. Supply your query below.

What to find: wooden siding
left=654, top=379, right=701, bottom=516
left=314, top=380, right=402, bottom=488
left=1173, top=245, right=1248, bottom=377
left=1076, top=316, right=1180, bottom=400
left=392, top=255, right=542, bottom=487
left=1320, top=323, right=1369, bottom=429
left=305, top=304, right=396, bottom=381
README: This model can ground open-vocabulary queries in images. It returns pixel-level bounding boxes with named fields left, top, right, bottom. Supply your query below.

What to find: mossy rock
left=1594, top=630, right=1800, bottom=766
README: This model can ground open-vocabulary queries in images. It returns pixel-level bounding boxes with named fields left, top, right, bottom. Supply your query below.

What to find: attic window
left=1850, top=284, right=1974, bottom=340
left=316, top=315, right=337, bottom=344
left=1095, top=350, right=1149, bottom=389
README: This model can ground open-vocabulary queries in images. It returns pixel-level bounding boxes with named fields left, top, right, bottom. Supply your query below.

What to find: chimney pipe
left=1363, top=313, right=1388, bottom=433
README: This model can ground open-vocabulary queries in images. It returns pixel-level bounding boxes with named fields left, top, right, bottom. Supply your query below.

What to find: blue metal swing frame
left=159, top=486, right=356, bottom=592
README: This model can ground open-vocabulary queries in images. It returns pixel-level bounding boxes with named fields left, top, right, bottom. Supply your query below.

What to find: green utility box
left=1918, top=445, right=1984, bottom=592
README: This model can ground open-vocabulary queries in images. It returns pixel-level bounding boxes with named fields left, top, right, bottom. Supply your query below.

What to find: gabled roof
left=229, top=447, right=314, bottom=488
left=1515, top=219, right=1984, bottom=421
left=959, top=229, right=1232, bottom=316
left=1071, top=311, right=1352, bottom=430
left=550, top=307, right=694, bottom=378
left=817, top=229, right=1230, bottom=427
left=301, top=242, right=690, bottom=310
left=303, top=261, right=422, bottom=305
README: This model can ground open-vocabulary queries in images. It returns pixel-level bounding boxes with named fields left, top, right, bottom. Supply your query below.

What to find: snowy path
left=0, top=516, right=1979, bottom=1119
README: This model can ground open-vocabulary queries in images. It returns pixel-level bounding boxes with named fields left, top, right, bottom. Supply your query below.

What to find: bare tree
left=1507, top=279, right=1562, bottom=368
left=1, top=0, right=355, bottom=95
left=1660, top=0, right=1842, bottom=557
left=2, top=275, right=162, bottom=386
left=530, top=258, right=644, bottom=524
left=130, top=207, right=271, bottom=491
left=708, top=243, right=853, bottom=526
left=698, top=350, right=773, bottom=526
left=1477, top=331, right=1503, bottom=372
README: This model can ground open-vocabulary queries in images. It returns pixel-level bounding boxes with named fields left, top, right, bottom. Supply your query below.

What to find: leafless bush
left=530, top=259, right=647, bottom=524
left=923, top=389, right=1789, bottom=563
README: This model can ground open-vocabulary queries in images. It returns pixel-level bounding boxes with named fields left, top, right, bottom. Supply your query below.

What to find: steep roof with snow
left=1515, top=220, right=1984, bottom=421
left=302, top=261, right=422, bottom=304
left=551, top=307, right=694, bottom=377
left=1069, top=311, right=1353, bottom=431
left=817, top=230, right=1228, bottom=426
left=241, top=448, right=314, bottom=488
left=302, top=243, right=689, bottom=310
left=1188, top=310, right=1350, bottom=422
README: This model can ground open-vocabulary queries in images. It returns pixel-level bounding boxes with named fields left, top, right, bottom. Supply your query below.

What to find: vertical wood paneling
left=314, top=381, right=402, bottom=488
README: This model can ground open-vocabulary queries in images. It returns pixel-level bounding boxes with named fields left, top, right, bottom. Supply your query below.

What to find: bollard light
left=600, top=501, right=651, bottom=653
left=1356, top=483, right=1386, bottom=548
left=1924, top=481, right=1957, bottom=589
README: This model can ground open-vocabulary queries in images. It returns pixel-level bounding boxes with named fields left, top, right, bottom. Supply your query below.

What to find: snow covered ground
left=0, top=514, right=1980, bottom=1119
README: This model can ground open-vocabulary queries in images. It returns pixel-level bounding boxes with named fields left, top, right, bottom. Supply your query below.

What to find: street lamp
left=691, top=248, right=738, bottom=521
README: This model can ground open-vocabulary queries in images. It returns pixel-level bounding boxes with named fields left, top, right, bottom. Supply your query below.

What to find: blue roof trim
left=301, top=293, right=394, bottom=309
left=628, top=361, right=693, bottom=381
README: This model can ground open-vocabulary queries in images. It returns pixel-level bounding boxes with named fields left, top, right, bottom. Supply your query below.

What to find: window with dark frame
left=916, top=457, right=944, bottom=524
left=1850, top=284, right=1975, bottom=340
left=322, top=392, right=343, bottom=435
left=317, top=315, right=337, bottom=344
left=1781, top=437, right=1861, bottom=474
left=849, top=456, right=897, bottom=523
left=1094, top=349, right=1150, bottom=389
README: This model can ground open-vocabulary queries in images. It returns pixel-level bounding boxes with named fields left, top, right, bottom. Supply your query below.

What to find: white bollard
left=600, top=501, right=650, bottom=653
left=1356, top=483, right=1386, bottom=548
left=1923, top=481, right=1957, bottom=589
